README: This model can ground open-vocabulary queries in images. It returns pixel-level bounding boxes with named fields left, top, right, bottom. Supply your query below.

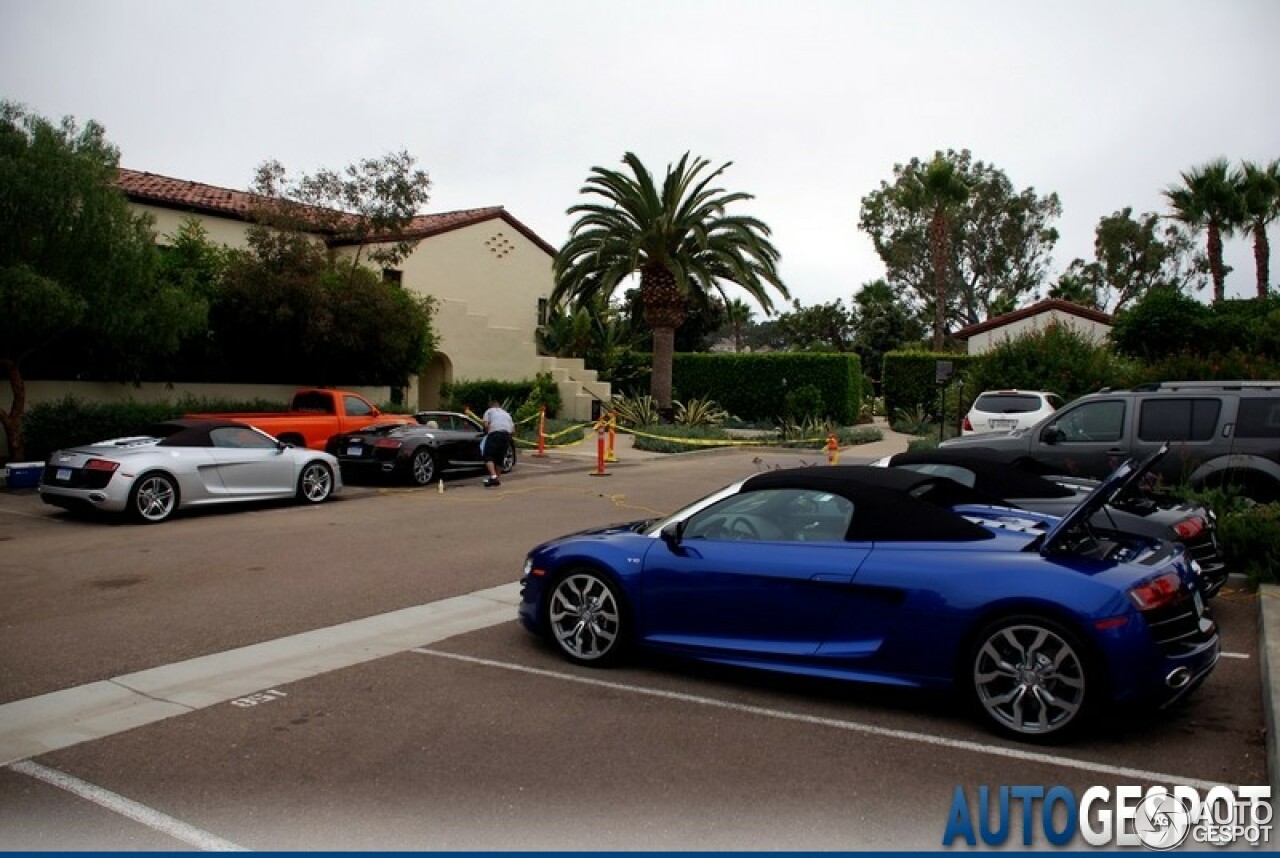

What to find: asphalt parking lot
left=0, top=443, right=1273, bottom=850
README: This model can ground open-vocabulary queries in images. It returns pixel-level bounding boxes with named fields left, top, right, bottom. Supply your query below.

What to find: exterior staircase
left=536, top=356, right=612, bottom=422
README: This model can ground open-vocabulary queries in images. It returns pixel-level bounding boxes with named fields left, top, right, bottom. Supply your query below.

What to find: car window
left=682, top=488, right=854, bottom=542
left=344, top=395, right=373, bottom=418
left=211, top=426, right=276, bottom=449
left=974, top=394, right=1044, bottom=414
left=1051, top=400, right=1125, bottom=443
left=1137, top=398, right=1220, bottom=442
left=1236, top=398, right=1280, bottom=438
left=1047, top=394, right=1065, bottom=410
left=294, top=392, right=335, bottom=414
left=895, top=463, right=978, bottom=488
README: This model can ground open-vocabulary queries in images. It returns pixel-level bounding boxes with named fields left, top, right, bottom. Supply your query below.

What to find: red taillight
left=962, top=416, right=973, bottom=431
left=374, top=438, right=402, bottom=449
left=1128, top=571, right=1184, bottom=611
left=85, top=459, right=120, bottom=472
left=1172, top=516, right=1205, bottom=540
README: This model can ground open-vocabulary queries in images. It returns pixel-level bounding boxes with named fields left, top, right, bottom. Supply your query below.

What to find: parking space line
left=10, top=760, right=246, bottom=851
left=0, top=584, right=521, bottom=766
left=413, top=648, right=1236, bottom=793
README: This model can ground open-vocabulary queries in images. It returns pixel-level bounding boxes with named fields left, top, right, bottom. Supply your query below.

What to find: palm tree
left=906, top=155, right=970, bottom=350
left=723, top=297, right=755, bottom=352
left=1164, top=159, right=1244, bottom=303
left=1238, top=159, right=1279, bottom=297
left=553, top=152, right=788, bottom=413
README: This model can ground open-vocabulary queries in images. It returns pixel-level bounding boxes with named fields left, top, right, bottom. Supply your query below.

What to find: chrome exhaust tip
left=1166, top=667, right=1191, bottom=689
left=381, top=463, right=395, bottom=473
left=89, top=492, right=106, bottom=503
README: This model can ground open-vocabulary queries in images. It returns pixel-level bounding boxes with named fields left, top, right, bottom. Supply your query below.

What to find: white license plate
left=990, top=419, right=1016, bottom=430
left=56, top=467, right=71, bottom=481
left=346, top=445, right=362, bottom=456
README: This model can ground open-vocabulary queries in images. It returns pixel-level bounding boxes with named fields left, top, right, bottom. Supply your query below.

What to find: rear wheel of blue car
left=546, top=570, right=624, bottom=666
left=969, top=616, right=1092, bottom=741
left=409, top=448, right=437, bottom=485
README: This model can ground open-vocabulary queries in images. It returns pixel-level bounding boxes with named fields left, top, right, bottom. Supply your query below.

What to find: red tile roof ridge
left=115, top=167, right=555, bottom=255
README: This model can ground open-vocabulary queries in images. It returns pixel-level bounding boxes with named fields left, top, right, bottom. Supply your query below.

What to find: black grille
left=1142, top=594, right=1215, bottom=656
left=41, top=464, right=114, bottom=490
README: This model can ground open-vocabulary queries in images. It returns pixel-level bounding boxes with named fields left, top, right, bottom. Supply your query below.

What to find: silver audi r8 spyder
left=39, top=419, right=342, bottom=523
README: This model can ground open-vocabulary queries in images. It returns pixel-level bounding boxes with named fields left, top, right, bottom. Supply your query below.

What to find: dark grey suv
left=941, top=381, right=1280, bottom=502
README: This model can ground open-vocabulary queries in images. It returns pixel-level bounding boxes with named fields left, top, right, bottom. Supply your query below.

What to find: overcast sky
left=3, top=0, right=1278, bottom=313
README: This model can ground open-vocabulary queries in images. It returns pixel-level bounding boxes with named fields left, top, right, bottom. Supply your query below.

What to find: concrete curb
left=1261, top=583, right=1279, bottom=790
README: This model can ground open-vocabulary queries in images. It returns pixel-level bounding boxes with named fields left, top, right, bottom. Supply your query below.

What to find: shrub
left=513, top=372, right=563, bottom=423
left=1216, top=503, right=1280, bottom=584
left=630, top=425, right=733, bottom=453
left=784, top=384, right=825, bottom=421
left=964, top=322, right=1131, bottom=404
left=674, top=397, right=729, bottom=427
left=610, top=394, right=662, bottom=427
left=441, top=379, right=534, bottom=414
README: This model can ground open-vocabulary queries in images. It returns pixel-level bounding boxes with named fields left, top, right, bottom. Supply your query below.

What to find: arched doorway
left=418, top=353, right=453, bottom=410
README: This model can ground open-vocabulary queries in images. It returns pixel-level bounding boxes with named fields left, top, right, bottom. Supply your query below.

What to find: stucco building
left=953, top=298, right=1112, bottom=354
left=24, top=169, right=608, bottom=421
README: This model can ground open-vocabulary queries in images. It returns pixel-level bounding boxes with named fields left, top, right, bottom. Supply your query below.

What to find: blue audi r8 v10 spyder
left=518, top=460, right=1219, bottom=741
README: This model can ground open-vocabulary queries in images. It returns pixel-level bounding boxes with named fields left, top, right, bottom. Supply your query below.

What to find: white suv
left=962, top=390, right=1063, bottom=436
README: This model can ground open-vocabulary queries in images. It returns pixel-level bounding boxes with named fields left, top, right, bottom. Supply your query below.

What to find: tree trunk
left=649, top=325, right=676, bottom=414
left=1, top=358, right=27, bottom=462
left=1254, top=221, right=1271, bottom=298
left=930, top=209, right=949, bottom=350
left=1208, top=222, right=1225, bottom=303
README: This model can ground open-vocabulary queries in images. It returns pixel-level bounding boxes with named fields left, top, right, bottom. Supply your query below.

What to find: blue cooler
left=5, top=462, right=44, bottom=489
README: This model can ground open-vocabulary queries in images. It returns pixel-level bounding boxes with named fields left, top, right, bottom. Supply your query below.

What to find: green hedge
left=882, top=351, right=979, bottom=419
left=672, top=352, right=862, bottom=424
left=21, top=395, right=289, bottom=461
left=441, top=374, right=564, bottom=423
left=601, top=352, right=862, bottom=424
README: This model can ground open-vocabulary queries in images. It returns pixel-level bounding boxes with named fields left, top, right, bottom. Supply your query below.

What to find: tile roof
left=115, top=167, right=556, bottom=256
left=953, top=298, right=1112, bottom=340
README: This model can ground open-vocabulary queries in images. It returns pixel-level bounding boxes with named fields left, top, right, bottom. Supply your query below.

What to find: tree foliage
left=0, top=102, right=207, bottom=459
left=205, top=217, right=436, bottom=386
left=849, top=279, right=926, bottom=382
left=777, top=299, right=854, bottom=352
left=859, top=149, right=1061, bottom=337
left=553, top=152, right=789, bottom=411
left=1164, top=158, right=1244, bottom=303
left=1238, top=159, right=1279, bottom=297
left=1058, top=208, right=1207, bottom=312
left=250, top=151, right=432, bottom=280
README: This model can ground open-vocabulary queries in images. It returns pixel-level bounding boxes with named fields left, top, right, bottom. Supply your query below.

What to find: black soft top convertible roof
left=741, top=466, right=1002, bottom=542
left=144, top=419, right=258, bottom=448
left=884, top=449, right=1077, bottom=500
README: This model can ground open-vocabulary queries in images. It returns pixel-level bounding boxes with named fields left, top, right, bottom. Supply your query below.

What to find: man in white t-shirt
left=482, top=399, right=514, bottom=487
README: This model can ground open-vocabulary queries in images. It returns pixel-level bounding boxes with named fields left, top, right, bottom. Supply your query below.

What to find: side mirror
left=660, top=520, right=685, bottom=552
left=1042, top=426, right=1065, bottom=445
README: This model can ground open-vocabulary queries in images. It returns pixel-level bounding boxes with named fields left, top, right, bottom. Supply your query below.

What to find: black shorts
left=484, top=431, right=512, bottom=464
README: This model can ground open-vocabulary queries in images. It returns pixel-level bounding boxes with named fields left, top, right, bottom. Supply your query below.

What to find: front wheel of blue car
left=969, top=616, right=1092, bottom=741
left=546, top=570, right=625, bottom=666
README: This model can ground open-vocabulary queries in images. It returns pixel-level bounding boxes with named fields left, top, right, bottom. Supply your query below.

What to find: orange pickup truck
left=186, top=389, right=413, bottom=451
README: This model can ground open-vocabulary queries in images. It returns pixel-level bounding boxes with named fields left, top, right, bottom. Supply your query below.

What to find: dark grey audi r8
left=327, top=411, right=517, bottom=486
